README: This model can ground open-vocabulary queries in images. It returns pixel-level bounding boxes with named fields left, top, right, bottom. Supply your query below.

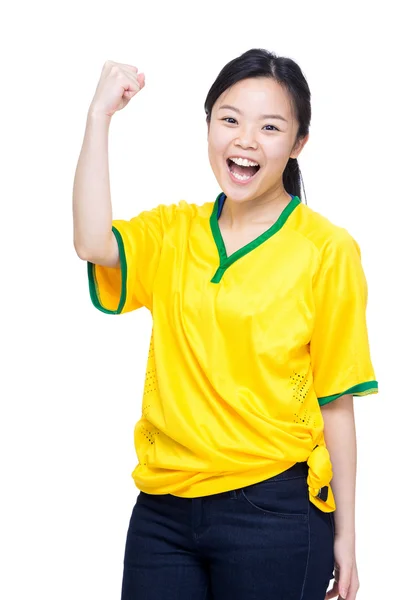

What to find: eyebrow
left=218, top=104, right=288, bottom=123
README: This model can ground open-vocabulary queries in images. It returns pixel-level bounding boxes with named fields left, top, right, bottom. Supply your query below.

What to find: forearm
left=321, top=394, right=357, bottom=539
left=72, top=111, right=114, bottom=260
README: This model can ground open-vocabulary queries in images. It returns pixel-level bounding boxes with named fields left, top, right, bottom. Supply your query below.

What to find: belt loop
left=229, top=489, right=237, bottom=499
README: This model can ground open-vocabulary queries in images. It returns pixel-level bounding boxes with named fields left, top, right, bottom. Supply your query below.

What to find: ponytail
left=283, top=157, right=307, bottom=204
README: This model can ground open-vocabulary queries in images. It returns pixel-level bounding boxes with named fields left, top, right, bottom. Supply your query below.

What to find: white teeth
left=232, top=172, right=252, bottom=181
left=229, top=157, right=259, bottom=167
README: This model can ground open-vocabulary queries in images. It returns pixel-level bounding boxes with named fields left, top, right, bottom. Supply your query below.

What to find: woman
left=73, top=48, right=378, bottom=600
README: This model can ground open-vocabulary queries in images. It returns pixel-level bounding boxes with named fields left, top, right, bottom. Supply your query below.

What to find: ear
left=290, top=134, right=309, bottom=160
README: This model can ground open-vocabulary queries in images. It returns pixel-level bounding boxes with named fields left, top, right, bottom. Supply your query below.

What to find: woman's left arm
left=322, top=393, right=360, bottom=600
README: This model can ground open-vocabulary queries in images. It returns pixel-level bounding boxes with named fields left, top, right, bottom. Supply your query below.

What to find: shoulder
left=145, top=198, right=213, bottom=230
left=115, top=199, right=211, bottom=237
left=292, top=202, right=360, bottom=260
left=291, top=206, right=367, bottom=298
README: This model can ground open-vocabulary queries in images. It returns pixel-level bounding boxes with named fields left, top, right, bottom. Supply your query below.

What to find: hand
left=88, top=61, right=145, bottom=120
left=325, top=535, right=359, bottom=599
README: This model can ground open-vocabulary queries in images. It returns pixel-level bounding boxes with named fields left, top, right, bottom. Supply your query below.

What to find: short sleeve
left=87, top=203, right=177, bottom=314
left=309, top=231, right=378, bottom=406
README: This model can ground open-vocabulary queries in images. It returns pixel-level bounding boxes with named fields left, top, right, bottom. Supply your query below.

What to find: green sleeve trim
left=318, top=380, right=378, bottom=406
left=87, top=226, right=127, bottom=314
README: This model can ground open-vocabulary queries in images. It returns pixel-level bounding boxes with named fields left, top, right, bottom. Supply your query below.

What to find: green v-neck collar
left=209, top=192, right=301, bottom=283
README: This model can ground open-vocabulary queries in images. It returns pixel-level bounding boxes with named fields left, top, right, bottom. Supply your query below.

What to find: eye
left=263, top=124, right=280, bottom=132
left=221, top=118, right=280, bottom=132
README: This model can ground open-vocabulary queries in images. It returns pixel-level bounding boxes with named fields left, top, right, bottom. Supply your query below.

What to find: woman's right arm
left=72, top=61, right=145, bottom=268
left=72, top=111, right=119, bottom=267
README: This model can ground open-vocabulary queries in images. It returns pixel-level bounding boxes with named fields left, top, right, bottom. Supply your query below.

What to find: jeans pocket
left=239, top=475, right=309, bottom=520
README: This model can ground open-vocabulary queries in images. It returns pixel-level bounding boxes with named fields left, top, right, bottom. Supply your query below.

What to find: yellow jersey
left=87, top=193, right=378, bottom=513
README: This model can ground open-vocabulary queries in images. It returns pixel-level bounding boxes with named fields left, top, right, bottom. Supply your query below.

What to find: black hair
left=204, top=48, right=311, bottom=203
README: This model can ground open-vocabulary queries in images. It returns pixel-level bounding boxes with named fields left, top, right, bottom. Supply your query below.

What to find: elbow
left=74, top=241, right=90, bottom=262
left=74, top=242, right=88, bottom=260
left=73, top=231, right=117, bottom=266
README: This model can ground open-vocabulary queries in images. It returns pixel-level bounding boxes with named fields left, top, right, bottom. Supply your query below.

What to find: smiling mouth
left=226, top=158, right=261, bottom=182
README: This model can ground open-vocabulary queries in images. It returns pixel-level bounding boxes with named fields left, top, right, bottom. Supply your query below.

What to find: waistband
left=211, top=461, right=309, bottom=499
left=211, top=444, right=335, bottom=513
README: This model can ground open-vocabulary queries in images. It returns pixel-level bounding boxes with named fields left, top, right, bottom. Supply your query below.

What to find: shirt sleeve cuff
left=318, top=380, right=379, bottom=406
left=87, top=226, right=127, bottom=314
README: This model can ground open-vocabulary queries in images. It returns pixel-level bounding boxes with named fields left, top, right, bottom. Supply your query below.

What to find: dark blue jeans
left=121, top=461, right=335, bottom=599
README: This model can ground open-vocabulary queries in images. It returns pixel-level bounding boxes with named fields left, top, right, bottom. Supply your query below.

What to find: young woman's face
left=207, top=77, right=308, bottom=203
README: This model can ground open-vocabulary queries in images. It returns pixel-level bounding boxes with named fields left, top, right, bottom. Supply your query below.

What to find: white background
left=1, top=1, right=417, bottom=598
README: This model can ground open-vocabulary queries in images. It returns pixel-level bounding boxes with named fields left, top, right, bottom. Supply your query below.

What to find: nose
left=234, top=126, right=258, bottom=150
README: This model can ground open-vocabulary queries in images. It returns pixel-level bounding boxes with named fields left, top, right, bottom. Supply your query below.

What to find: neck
left=220, top=188, right=292, bottom=230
